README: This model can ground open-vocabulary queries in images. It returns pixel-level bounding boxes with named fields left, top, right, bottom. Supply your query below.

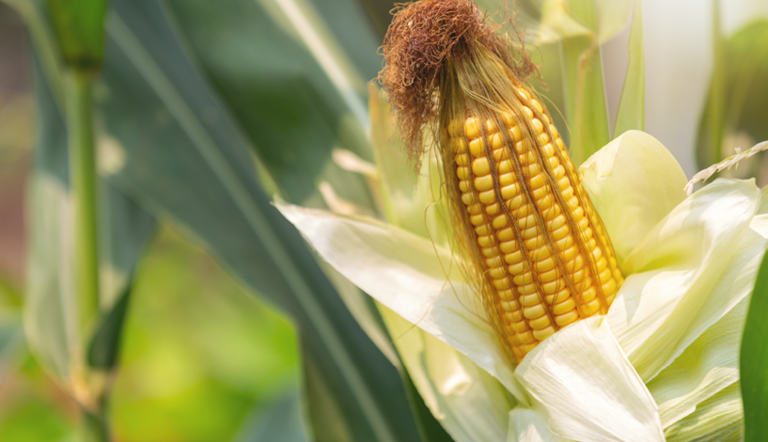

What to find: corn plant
left=2, top=0, right=768, bottom=440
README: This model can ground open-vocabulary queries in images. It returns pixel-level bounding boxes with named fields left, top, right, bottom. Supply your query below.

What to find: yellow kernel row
left=448, top=87, right=624, bottom=363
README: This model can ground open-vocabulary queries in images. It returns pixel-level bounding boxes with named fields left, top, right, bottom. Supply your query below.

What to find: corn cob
left=447, top=85, right=624, bottom=362
left=379, top=0, right=624, bottom=364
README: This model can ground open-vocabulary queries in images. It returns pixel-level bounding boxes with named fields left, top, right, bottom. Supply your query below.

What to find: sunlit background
left=1, top=0, right=767, bottom=440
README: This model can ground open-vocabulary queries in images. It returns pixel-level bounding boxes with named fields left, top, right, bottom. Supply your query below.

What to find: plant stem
left=65, top=68, right=100, bottom=338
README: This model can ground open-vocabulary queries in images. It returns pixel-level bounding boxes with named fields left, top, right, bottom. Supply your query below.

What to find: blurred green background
left=0, top=5, right=300, bottom=440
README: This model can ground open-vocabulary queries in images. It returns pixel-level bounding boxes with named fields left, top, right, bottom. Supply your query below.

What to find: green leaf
left=613, top=0, right=645, bottom=137
left=649, top=297, right=746, bottom=431
left=740, top=244, right=768, bottom=441
left=401, top=366, right=455, bottom=442
left=352, top=0, right=396, bottom=39
left=45, top=0, right=106, bottom=68
left=696, top=20, right=768, bottom=171
left=560, top=35, right=610, bottom=165
left=23, top=0, right=426, bottom=439
left=557, top=0, right=633, bottom=165
left=233, top=388, right=309, bottom=442
left=161, top=0, right=450, bottom=437
left=301, top=0, right=383, bottom=83
left=163, top=0, right=375, bottom=207
left=86, top=276, right=132, bottom=368
left=25, top=53, right=157, bottom=381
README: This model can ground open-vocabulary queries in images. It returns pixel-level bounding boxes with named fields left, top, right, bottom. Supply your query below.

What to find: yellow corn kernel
left=449, top=86, right=624, bottom=364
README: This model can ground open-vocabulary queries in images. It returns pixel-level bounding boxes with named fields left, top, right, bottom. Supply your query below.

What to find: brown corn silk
left=379, top=0, right=623, bottom=364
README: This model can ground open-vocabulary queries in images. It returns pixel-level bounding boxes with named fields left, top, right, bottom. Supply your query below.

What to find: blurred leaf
left=164, top=0, right=375, bottom=207
left=741, top=251, right=768, bottom=441
left=87, top=277, right=132, bottom=368
left=22, top=0, right=428, bottom=439
left=353, top=0, right=397, bottom=38
left=401, top=368, right=455, bottom=442
left=45, top=0, right=106, bottom=68
left=301, top=0, right=383, bottom=83
left=696, top=20, right=768, bottom=171
left=168, top=0, right=452, bottom=437
left=613, top=0, right=645, bottom=137
left=554, top=0, right=634, bottom=164
left=26, top=52, right=156, bottom=381
left=319, top=261, right=401, bottom=366
left=233, top=389, right=309, bottom=442
left=0, top=319, right=22, bottom=357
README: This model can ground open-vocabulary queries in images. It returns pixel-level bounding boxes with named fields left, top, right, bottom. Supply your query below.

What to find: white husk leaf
left=606, top=179, right=760, bottom=381
left=276, top=204, right=527, bottom=402
left=507, top=408, right=569, bottom=442
left=580, top=130, right=688, bottom=264
left=380, top=306, right=513, bottom=442
left=514, top=317, right=664, bottom=442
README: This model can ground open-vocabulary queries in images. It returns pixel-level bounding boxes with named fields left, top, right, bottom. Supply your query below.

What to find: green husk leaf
left=163, top=0, right=375, bottom=208
left=234, top=388, right=310, bottom=442
left=560, top=35, right=610, bottom=165
left=613, top=0, right=645, bottom=136
left=474, top=0, right=632, bottom=45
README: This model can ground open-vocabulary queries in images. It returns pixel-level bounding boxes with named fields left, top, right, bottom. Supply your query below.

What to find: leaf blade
left=740, top=238, right=768, bottom=441
left=73, top=0, right=428, bottom=439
